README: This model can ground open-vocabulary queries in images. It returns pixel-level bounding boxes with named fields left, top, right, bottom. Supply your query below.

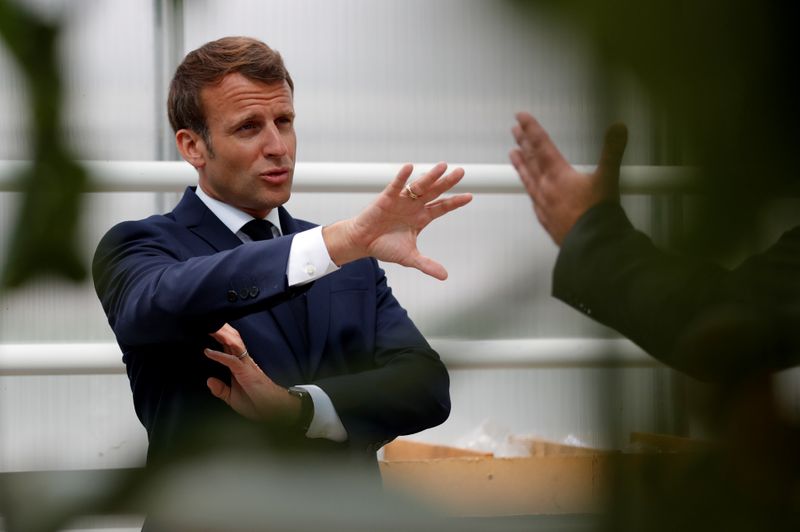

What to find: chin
left=260, top=192, right=291, bottom=212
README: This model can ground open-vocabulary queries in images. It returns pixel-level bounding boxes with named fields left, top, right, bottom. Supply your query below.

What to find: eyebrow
left=233, top=113, right=261, bottom=125
left=229, top=109, right=295, bottom=128
left=225, top=113, right=261, bottom=133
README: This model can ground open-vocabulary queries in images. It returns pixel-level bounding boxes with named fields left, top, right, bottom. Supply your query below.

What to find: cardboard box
left=382, top=439, right=493, bottom=461
left=379, top=435, right=705, bottom=516
left=380, top=438, right=609, bottom=516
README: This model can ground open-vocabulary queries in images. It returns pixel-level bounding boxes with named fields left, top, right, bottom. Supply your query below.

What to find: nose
left=260, top=123, right=288, bottom=159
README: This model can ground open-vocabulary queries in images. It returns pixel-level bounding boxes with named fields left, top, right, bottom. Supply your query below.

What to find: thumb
left=412, top=254, right=448, bottom=281
left=207, top=377, right=231, bottom=405
left=596, top=122, right=628, bottom=183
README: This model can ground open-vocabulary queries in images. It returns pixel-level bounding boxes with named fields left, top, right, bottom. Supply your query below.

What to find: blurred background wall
left=1, top=0, right=797, bottom=477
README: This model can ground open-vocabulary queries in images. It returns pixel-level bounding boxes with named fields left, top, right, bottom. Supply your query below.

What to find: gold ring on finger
left=236, top=350, right=249, bottom=360
left=404, top=182, right=420, bottom=200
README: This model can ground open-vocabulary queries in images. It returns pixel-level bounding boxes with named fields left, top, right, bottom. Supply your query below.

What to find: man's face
left=194, top=73, right=296, bottom=218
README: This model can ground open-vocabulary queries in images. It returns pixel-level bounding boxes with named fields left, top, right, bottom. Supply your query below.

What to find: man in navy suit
left=93, top=36, right=472, bottom=470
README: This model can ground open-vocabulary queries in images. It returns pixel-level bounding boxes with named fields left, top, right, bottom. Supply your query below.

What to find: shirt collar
left=194, top=185, right=283, bottom=238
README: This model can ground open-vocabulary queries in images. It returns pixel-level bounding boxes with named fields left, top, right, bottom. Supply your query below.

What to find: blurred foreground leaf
left=0, top=0, right=87, bottom=288
left=510, top=0, right=800, bottom=256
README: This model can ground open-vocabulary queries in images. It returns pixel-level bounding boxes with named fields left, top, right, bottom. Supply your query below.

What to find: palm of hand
left=511, top=113, right=627, bottom=245
left=354, top=194, right=427, bottom=268
left=339, top=161, right=470, bottom=280
left=226, top=378, right=262, bottom=421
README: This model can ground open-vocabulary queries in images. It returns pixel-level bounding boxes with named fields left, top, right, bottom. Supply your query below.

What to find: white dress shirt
left=195, top=186, right=347, bottom=442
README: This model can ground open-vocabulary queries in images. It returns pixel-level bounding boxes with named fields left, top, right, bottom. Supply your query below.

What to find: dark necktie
left=240, top=218, right=275, bottom=241
left=240, top=218, right=309, bottom=352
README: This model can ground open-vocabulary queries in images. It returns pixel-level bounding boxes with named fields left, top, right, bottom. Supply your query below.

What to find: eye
left=233, top=121, right=262, bottom=137
left=276, top=116, right=294, bottom=127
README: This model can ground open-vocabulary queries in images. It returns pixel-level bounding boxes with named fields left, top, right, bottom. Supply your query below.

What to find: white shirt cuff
left=295, top=384, right=348, bottom=442
left=286, top=226, right=340, bottom=286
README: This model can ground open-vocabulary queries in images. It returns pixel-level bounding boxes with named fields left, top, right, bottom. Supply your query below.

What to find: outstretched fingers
left=510, top=148, right=537, bottom=193
left=407, top=194, right=472, bottom=281
left=408, top=162, right=448, bottom=195
left=424, top=165, right=466, bottom=199
left=386, top=162, right=464, bottom=203
left=514, top=112, right=569, bottom=172
left=423, top=193, right=473, bottom=223
left=385, top=163, right=415, bottom=196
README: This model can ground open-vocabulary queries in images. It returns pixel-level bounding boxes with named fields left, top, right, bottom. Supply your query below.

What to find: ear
left=175, top=129, right=208, bottom=169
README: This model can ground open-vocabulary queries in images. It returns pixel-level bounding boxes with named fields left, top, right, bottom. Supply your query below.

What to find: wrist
left=259, top=384, right=301, bottom=426
left=322, top=219, right=365, bottom=266
left=287, top=386, right=314, bottom=432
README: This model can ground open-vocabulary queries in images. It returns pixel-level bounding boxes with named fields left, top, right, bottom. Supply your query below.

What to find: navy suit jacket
left=93, top=187, right=450, bottom=465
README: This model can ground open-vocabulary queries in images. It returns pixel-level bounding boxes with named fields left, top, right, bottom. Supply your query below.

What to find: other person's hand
left=322, top=162, right=472, bottom=280
left=205, top=323, right=300, bottom=423
left=510, top=112, right=627, bottom=246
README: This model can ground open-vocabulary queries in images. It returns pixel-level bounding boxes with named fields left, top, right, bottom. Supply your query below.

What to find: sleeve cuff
left=553, top=201, right=635, bottom=303
left=286, top=226, right=340, bottom=286
left=295, top=384, right=348, bottom=442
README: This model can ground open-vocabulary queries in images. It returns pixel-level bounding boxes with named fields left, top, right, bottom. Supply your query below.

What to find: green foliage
left=0, top=0, right=87, bottom=288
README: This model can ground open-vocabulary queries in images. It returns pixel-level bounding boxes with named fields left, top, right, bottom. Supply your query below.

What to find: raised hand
left=205, top=323, right=299, bottom=423
left=322, top=162, right=472, bottom=280
left=510, top=112, right=627, bottom=246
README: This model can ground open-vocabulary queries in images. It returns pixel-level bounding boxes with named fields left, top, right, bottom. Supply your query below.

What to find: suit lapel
left=172, top=187, right=242, bottom=252
left=172, top=188, right=309, bottom=378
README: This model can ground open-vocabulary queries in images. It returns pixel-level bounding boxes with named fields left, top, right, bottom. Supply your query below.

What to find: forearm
left=314, top=348, right=450, bottom=445
left=553, top=202, right=733, bottom=375
left=94, top=230, right=297, bottom=345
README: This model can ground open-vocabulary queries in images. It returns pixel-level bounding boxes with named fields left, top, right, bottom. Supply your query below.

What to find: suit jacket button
left=238, top=287, right=249, bottom=299
left=249, top=286, right=259, bottom=298
left=227, top=290, right=238, bottom=302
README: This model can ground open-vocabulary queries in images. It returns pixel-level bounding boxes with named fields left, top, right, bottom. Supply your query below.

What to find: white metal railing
left=0, top=343, right=125, bottom=376
left=0, top=160, right=665, bottom=375
left=0, top=339, right=656, bottom=376
left=0, top=160, right=696, bottom=194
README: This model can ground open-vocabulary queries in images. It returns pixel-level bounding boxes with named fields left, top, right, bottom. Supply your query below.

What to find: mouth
left=259, top=167, right=291, bottom=185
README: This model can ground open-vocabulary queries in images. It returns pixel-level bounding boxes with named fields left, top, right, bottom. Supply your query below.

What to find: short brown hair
left=167, top=36, right=294, bottom=142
